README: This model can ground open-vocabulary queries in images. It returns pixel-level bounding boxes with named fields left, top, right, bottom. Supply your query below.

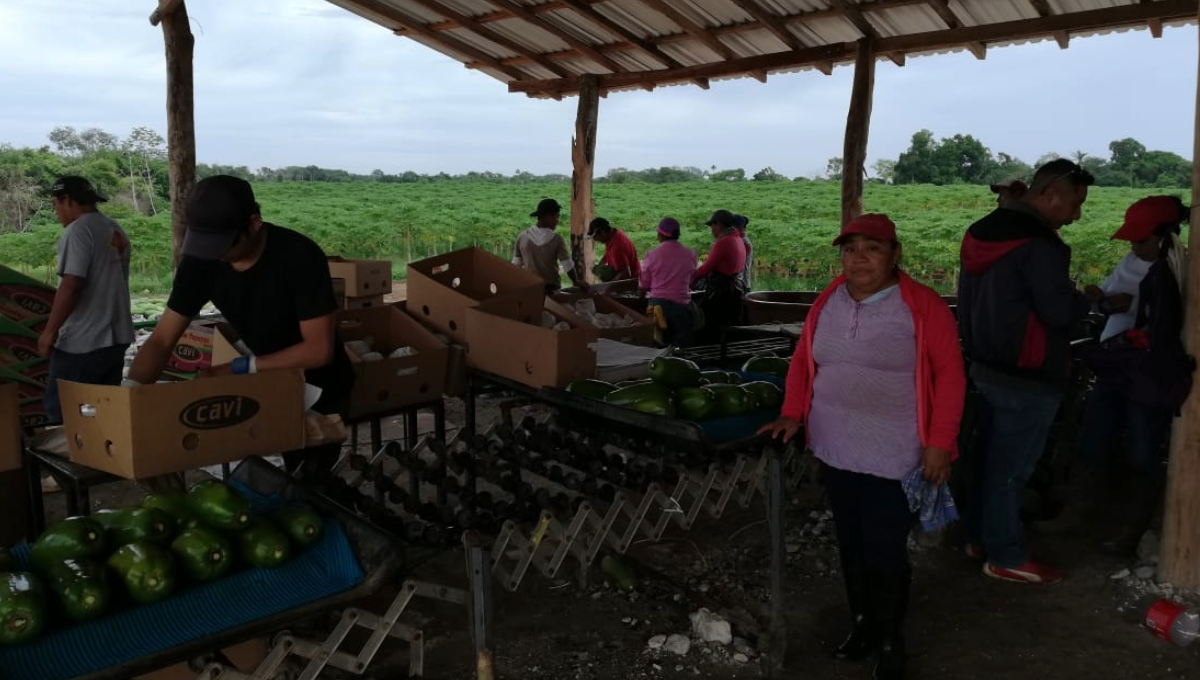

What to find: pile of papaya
left=0, top=479, right=326, bottom=646
left=566, top=354, right=790, bottom=420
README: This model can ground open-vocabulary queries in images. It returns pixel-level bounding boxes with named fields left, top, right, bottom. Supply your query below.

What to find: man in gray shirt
left=38, top=176, right=134, bottom=424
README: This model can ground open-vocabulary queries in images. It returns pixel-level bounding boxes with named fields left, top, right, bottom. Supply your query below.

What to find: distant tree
left=893, top=129, right=939, bottom=184
left=871, top=159, right=896, bottom=184
left=708, top=168, right=746, bottom=182
left=753, top=166, right=786, bottom=182
left=932, top=134, right=997, bottom=184
left=989, top=152, right=1032, bottom=184
left=1034, top=152, right=1063, bottom=168
left=825, top=157, right=843, bottom=181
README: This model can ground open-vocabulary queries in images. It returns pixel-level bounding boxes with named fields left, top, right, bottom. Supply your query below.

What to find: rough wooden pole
left=161, top=1, right=195, bottom=267
left=840, top=38, right=875, bottom=227
left=570, top=75, right=599, bottom=285
left=1159, top=0, right=1200, bottom=590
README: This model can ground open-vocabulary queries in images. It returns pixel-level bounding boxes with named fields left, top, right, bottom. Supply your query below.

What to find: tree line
left=0, top=125, right=1190, bottom=235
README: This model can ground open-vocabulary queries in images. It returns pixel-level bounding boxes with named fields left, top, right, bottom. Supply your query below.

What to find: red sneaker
left=983, top=561, right=1063, bottom=584
left=964, top=543, right=985, bottom=561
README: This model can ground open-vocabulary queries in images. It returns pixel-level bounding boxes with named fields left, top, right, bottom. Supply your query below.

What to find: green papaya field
left=0, top=180, right=1182, bottom=297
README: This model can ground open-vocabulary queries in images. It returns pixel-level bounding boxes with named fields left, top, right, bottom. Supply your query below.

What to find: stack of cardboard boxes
left=328, top=257, right=392, bottom=310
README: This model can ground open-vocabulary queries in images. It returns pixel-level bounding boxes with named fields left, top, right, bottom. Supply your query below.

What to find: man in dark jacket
left=958, top=159, right=1094, bottom=585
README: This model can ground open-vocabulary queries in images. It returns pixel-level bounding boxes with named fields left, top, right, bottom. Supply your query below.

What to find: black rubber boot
left=832, top=568, right=877, bottom=662
left=871, top=567, right=911, bottom=680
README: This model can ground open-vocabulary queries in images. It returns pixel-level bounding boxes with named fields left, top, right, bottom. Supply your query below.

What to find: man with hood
left=512, top=198, right=587, bottom=294
left=957, top=159, right=1094, bottom=585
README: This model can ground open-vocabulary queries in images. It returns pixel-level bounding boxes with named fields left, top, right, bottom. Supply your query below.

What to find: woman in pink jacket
left=760, top=214, right=965, bottom=680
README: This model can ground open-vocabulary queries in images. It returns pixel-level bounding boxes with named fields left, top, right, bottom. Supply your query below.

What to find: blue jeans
left=43, top=345, right=128, bottom=425
left=1077, top=377, right=1172, bottom=475
left=647, top=298, right=693, bottom=347
left=966, top=380, right=1062, bottom=567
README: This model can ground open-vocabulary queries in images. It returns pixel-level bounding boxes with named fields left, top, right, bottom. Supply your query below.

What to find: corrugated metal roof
left=322, top=0, right=1198, bottom=98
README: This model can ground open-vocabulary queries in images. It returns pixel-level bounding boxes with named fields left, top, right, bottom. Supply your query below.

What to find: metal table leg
left=370, top=418, right=383, bottom=456
left=23, top=450, right=45, bottom=537
left=464, top=532, right=494, bottom=680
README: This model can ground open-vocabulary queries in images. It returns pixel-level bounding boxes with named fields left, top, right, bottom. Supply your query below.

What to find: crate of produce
left=0, top=457, right=403, bottom=680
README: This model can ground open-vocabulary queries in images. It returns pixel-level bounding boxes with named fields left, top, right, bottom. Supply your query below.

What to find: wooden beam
left=160, top=0, right=194, bottom=266
left=1027, top=0, right=1053, bottom=16
left=828, top=0, right=905, bottom=66
left=149, top=0, right=184, bottom=26
left=639, top=0, right=736, bottom=60
left=731, top=0, right=806, bottom=51
left=841, top=38, right=875, bottom=227
left=486, top=0, right=623, bottom=73
left=1053, top=31, right=1070, bottom=48
left=406, top=0, right=573, bottom=78
left=509, top=0, right=1197, bottom=96
left=1149, top=18, right=1165, bottom=37
left=1160, top=0, right=1200, bottom=593
left=927, top=0, right=986, bottom=59
left=570, top=75, right=599, bottom=285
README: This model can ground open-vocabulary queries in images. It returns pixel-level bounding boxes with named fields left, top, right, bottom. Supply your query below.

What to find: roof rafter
left=638, top=0, right=736, bottom=61
left=556, top=0, right=709, bottom=89
left=509, top=0, right=1198, bottom=97
left=1026, top=0, right=1070, bottom=48
left=485, top=0, right=624, bottom=75
left=927, top=0, right=986, bottom=59
left=827, top=0, right=906, bottom=66
left=406, top=0, right=572, bottom=78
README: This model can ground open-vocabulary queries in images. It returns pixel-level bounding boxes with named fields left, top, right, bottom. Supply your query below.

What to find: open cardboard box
left=548, top=292, right=656, bottom=346
left=336, top=306, right=448, bottom=419
left=407, top=246, right=544, bottom=344
left=344, top=293, right=386, bottom=310
left=465, top=297, right=596, bottom=389
left=59, top=369, right=306, bottom=479
left=395, top=301, right=468, bottom=397
left=328, top=257, right=392, bottom=298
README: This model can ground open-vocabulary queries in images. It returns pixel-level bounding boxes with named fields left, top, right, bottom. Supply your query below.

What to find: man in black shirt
left=127, top=175, right=353, bottom=475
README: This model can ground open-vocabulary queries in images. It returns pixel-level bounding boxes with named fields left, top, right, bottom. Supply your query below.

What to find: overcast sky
left=0, top=1, right=1195, bottom=178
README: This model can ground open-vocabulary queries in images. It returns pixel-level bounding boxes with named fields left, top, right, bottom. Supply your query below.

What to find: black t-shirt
left=167, top=224, right=354, bottom=414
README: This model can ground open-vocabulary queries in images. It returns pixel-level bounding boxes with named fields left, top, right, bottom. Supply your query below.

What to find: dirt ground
left=48, top=393, right=1200, bottom=680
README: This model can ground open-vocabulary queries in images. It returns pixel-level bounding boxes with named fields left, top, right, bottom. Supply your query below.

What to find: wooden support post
left=160, top=1, right=195, bottom=266
left=1159, top=0, right=1200, bottom=591
left=570, top=75, right=599, bottom=284
left=840, top=38, right=875, bottom=227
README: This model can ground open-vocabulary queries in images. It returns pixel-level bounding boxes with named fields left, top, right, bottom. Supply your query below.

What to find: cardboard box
left=59, top=369, right=306, bottom=479
left=136, top=637, right=268, bottom=680
left=549, top=293, right=656, bottom=346
left=328, top=257, right=392, bottom=298
left=0, top=318, right=40, bottom=367
left=407, top=247, right=545, bottom=344
left=0, top=362, right=49, bottom=428
left=163, top=322, right=244, bottom=379
left=0, top=264, right=54, bottom=328
left=394, top=301, right=467, bottom=397
left=465, top=298, right=596, bottom=389
left=344, top=294, right=386, bottom=310
left=337, top=306, right=447, bottom=419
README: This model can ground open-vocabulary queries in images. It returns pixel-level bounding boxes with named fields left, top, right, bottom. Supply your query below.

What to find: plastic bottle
left=1144, top=598, right=1199, bottom=647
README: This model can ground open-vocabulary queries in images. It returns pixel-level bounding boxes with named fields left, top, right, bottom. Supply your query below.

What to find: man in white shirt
left=512, top=198, right=587, bottom=294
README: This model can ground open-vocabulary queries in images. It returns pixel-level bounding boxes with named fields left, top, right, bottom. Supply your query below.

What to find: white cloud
left=0, top=0, right=1194, bottom=176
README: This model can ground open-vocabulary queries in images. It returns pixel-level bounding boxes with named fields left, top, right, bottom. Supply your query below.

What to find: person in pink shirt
left=639, top=217, right=697, bottom=345
left=692, top=209, right=747, bottom=343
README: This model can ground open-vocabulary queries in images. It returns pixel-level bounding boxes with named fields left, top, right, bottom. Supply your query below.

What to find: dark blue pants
left=965, top=380, right=1061, bottom=568
left=647, top=298, right=693, bottom=347
left=44, top=345, right=128, bottom=425
left=822, top=463, right=915, bottom=575
left=1077, top=376, right=1172, bottom=475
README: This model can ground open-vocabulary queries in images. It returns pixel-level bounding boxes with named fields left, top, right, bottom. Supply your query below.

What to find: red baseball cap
left=1111, top=195, right=1186, bottom=242
left=833, top=213, right=897, bottom=246
left=989, top=179, right=1028, bottom=194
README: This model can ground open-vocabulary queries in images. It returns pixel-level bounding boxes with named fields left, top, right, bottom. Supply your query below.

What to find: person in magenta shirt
left=692, top=209, right=747, bottom=343
left=759, top=214, right=965, bottom=680
left=588, top=217, right=640, bottom=281
left=639, top=217, right=697, bottom=345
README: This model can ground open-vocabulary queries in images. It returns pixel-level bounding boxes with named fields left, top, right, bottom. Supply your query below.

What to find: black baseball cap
left=182, top=175, right=260, bottom=260
left=587, top=217, right=612, bottom=236
left=706, top=209, right=737, bottom=228
left=530, top=198, right=562, bottom=218
left=50, top=176, right=107, bottom=204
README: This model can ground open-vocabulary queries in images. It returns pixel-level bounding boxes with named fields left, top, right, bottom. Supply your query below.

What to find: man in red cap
left=989, top=179, right=1027, bottom=209
left=957, top=159, right=1095, bottom=585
